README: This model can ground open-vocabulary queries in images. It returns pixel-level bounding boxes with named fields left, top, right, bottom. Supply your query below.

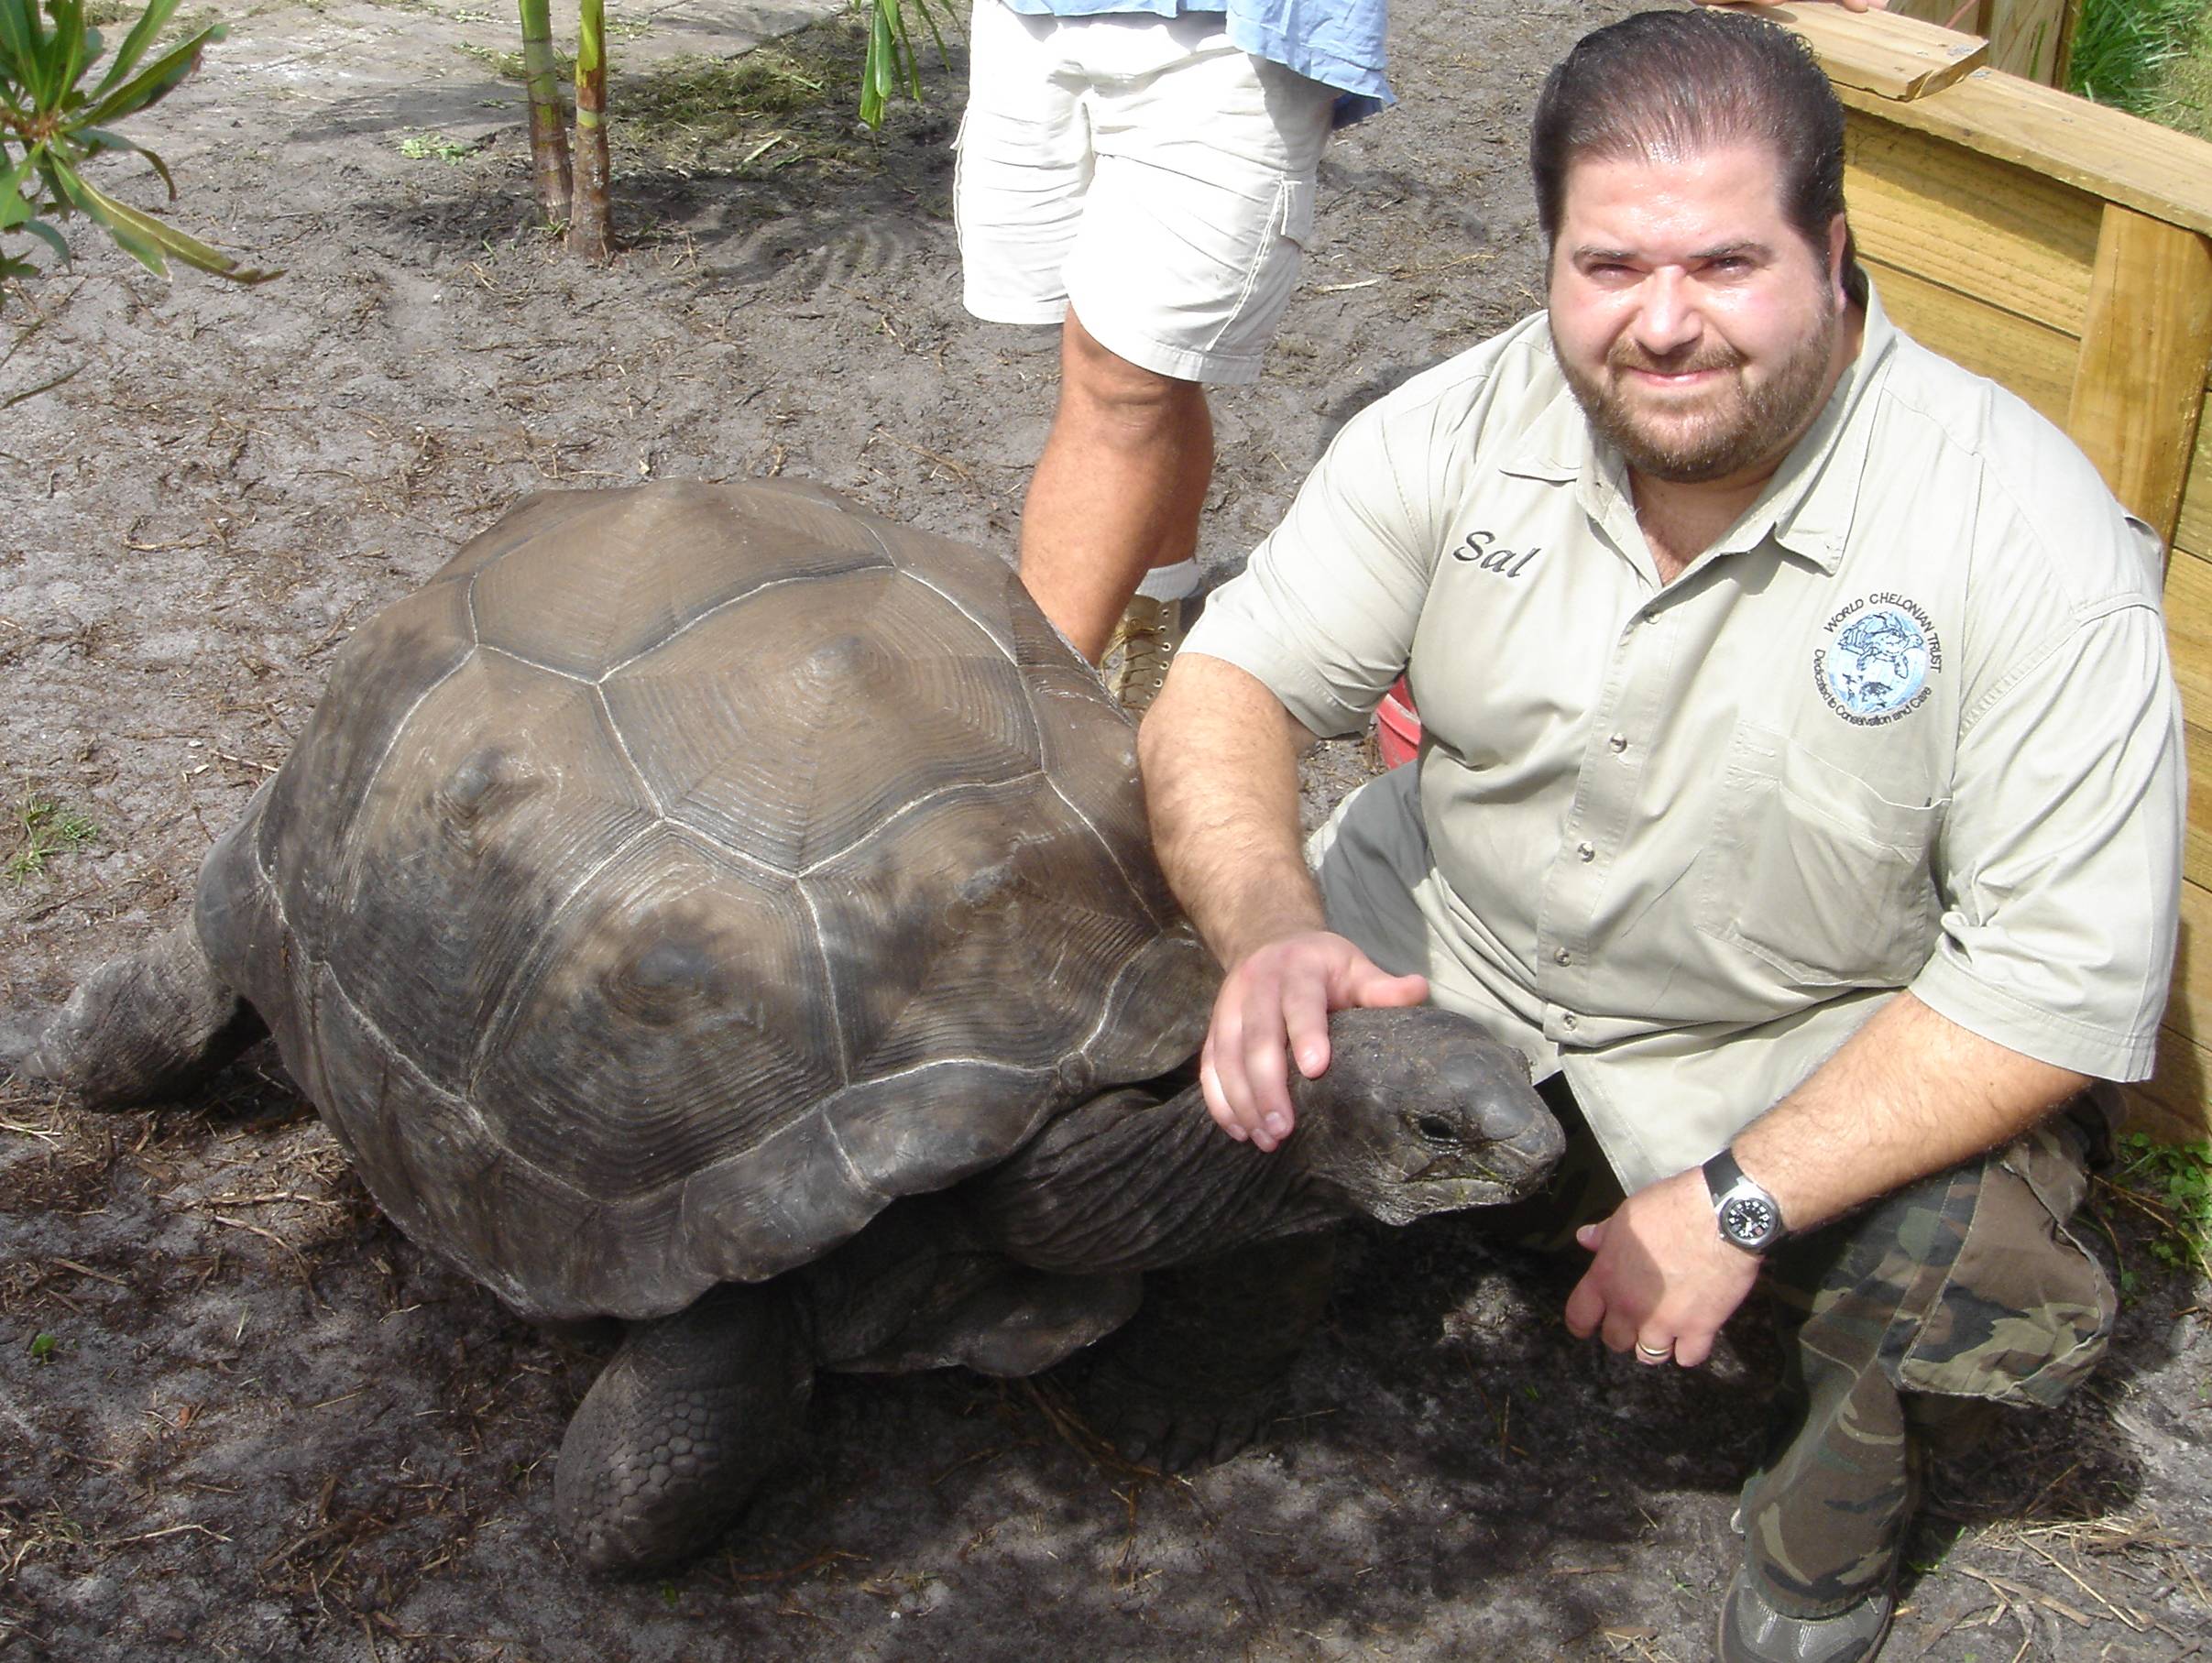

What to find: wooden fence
left=1760, top=4, right=2212, bottom=1139
left=1886, top=0, right=2074, bottom=86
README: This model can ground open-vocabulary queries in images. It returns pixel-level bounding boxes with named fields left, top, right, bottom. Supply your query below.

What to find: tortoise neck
left=962, top=1082, right=1343, bottom=1275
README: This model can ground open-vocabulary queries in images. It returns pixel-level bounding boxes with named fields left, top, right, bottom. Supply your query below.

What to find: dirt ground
left=3, top=0, right=2210, bottom=1658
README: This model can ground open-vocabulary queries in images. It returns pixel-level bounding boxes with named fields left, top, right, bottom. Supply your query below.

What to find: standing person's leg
left=1019, top=310, right=1214, bottom=665
left=957, top=5, right=1332, bottom=693
left=1722, top=1109, right=2116, bottom=1663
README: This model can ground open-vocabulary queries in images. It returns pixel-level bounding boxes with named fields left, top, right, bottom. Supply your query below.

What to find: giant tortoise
left=3, top=480, right=1562, bottom=1573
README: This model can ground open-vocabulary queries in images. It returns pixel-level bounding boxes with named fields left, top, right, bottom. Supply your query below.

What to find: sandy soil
left=3, top=0, right=2209, bottom=1658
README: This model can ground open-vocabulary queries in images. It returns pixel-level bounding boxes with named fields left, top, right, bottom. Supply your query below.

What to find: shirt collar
left=1733, top=281, right=1898, bottom=574
left=1497, top=284, right=1900, bottom=576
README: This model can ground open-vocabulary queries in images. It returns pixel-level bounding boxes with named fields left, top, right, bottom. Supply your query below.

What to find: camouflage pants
left=1500, top=1078, right=2118, bottom=1619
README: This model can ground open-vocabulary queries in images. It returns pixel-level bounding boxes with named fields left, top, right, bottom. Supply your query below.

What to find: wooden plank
left=1984, top=0, right=2071, bottom=85
left=2119, top=1025, right=2211, bottom=1141
left=1865, top=258, right=2077, bottom=423
left=2183, top=722, right=2212, bottom=893
left=1830, top=68, right=2212, bottom=240
left=2163, top=554, right=2212, bottom=727
left=2065, top=206, right=2212, bottom=539
left=2119, top=884, right=2212, bottom=1137
left=2163, top=880, right=2212, bottom=1048
left=1743, top=4, right=1988, bottom=99
left=2177, top=390, right=2212, bottom=565
left=1887, top=0, right=2073, bottom=83
left=1844, top=111, right=2098, bottom=337
left=1883, top=0, right=1984, bottom=38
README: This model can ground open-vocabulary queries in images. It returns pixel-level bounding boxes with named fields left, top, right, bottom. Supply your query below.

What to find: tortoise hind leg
left=555, top=1282, right=812, bottom=1576
left=1, top=924, right=261, bottom=1110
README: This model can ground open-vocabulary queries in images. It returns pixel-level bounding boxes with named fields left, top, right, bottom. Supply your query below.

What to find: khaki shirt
left=1187, top=288, right=2184, bottom=1193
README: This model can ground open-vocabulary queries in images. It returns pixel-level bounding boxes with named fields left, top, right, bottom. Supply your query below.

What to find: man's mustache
left=1606, top=344, right=1744, bottom=375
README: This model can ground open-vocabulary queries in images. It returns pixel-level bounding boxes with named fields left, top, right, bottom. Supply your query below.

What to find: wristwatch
left=1703, top=1148, right=1788, bottom=1254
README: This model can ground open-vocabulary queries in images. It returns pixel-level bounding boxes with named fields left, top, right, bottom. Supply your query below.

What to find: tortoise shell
left=198, top=481, right=1215, bottom=1320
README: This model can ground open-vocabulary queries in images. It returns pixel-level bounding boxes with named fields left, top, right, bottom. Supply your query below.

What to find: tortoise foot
left=1079, top=1355, right=1276, bottom=1473
left=1076, top=1232, right=1339, bottom=1474
left=554, top=1283, right=811, bottom=1576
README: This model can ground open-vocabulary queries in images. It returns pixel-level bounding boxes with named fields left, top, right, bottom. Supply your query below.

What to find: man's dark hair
left=1529, top=8, right=1867, bottom=308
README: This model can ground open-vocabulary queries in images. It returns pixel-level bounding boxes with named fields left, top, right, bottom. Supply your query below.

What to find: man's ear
left=1825, top=213, right=1849, bottom=305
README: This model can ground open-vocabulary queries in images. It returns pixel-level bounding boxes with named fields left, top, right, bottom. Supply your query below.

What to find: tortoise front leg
left=554, top=1282, right=812, bottom=1575
left=1076, top=1232, right=1341, bottom=1472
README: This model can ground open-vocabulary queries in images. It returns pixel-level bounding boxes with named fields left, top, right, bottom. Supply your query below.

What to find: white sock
left=1134, top=559, right=1200, bottom=603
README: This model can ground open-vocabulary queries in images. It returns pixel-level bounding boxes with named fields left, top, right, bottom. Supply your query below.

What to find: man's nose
left=1630, top=268, right=1702, bottom=356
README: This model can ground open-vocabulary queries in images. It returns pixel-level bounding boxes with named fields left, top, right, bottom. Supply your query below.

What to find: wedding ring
left=1635, top=1340, right=1673, bottom=1362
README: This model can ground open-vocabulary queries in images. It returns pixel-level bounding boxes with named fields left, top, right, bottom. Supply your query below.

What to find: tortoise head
left=1286, top=1006, right=1565, bottom=1227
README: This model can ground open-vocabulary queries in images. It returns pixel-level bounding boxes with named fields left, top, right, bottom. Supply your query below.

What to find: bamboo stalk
left=568, top=0, right=613, bottom=259
left=515, top=0, right=570, bottom=221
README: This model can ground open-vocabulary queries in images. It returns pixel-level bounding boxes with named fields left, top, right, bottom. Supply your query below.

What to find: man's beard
left=1558, top=301, right=1838, bottom=486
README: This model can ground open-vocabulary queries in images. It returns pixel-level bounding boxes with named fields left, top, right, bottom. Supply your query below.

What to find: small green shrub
left=2112, top=1131, right=2212, bottom=1282
left=398, top=133, right=474, bottom=163
left=5, top=793, right=97, bottom=880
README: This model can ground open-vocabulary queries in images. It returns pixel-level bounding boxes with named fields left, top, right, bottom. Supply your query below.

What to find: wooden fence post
left=2066, top=207, right=2212, bottom=542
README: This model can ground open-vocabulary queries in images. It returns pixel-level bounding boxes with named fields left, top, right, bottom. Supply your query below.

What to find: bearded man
left=1138, top=10, right=2184, bottom=1661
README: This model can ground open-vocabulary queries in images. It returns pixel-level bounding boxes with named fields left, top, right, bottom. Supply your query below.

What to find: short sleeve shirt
left=999, top=0, right=1392, bottom=108
left=1185, top=286, right=2185, bottom=1193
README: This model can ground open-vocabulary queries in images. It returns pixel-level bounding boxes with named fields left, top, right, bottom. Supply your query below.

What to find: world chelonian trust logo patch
left=1812, top=594, right=1942, bottom=725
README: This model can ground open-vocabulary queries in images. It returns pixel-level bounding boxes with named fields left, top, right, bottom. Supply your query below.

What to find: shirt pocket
left=1696, top=724, right=1945, bottom=988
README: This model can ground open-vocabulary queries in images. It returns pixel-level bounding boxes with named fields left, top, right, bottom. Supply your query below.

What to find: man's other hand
left=1200, top=931, right=1428, bottom=1152
left=1562, top=1168, right=1760, bottom=1368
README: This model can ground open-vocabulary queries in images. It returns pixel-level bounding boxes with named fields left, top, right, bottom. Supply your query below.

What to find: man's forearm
left=1138, top=653, right=1324, bottom=966
left=1732, top=990, right=2089, bottom=1234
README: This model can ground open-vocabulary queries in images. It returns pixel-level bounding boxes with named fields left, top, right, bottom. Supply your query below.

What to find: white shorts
left=955, top=0, right=1335, bottom=386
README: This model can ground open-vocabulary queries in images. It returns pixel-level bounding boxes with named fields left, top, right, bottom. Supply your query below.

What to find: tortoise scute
left=473, top=834, right=839, bottom=1204
left=257, top=581, right=478, bottom=951
left=468, top=481, right=894, bottom=679
left=309, top=650, right=662, bottom=1089
left=804, top=775, right=1169, bottom=1084
left=604, top=569, right=1041, bottom=874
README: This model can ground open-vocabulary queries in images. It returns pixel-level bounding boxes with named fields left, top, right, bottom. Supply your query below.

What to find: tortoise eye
left=1416, top=1114, right=1461, bottom=1144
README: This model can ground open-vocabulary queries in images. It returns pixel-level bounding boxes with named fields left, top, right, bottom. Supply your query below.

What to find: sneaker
left=1102, top=590, right=1201, bottom=716
left=1717, top=1563, right=1896, bottom=1663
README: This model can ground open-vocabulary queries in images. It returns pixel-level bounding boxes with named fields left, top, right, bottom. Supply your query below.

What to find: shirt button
left=1561, top=1012, right=1578, bottom=1031
left=1577, top=840, right=1595, bottom=862
left=1553, top=946, right=1572, bottom=966
left=1607, top=733, right=1629, bottom=754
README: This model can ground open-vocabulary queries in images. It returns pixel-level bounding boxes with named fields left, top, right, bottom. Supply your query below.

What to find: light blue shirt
left=998, top=0, right=1391, bottom=119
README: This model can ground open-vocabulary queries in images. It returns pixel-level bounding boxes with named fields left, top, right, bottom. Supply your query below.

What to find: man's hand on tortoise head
left=1199, top=930, right=1429, bottom=1153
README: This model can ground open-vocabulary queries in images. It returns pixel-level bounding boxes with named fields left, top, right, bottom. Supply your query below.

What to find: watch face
left=1720, top=1194, right=1780, bottom=1248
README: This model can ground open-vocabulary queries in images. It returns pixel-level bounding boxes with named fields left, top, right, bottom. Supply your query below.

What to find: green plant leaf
left=89, top=0, right=183, bottom=99
left=76, top=25, right=219, bottom=129
left=0, top=147, right=38, bottom=224
left=860, top=0, right=894, bottom=127
left=49, top=0, right=90, bottom=111
left=0, top=0, right=49, bottom=105
left=55, top=164, right=280, bottom=283
left=21, top=216, right=66, bottom=258
left=74, top=125, right=178, bottom=197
